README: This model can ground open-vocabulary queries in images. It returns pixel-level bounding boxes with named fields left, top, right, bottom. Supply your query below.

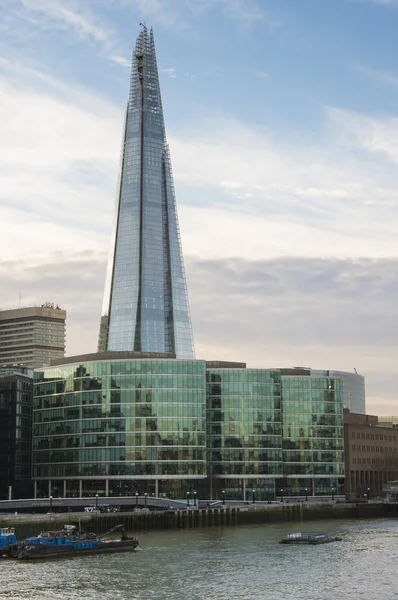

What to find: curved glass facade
left=33, top=357, right=206, bottom=497
left=32, top=360, right=350, bottom=500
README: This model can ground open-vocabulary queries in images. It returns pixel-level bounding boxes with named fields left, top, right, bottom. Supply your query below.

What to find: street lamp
left=144, top=493, right=147, bottom=507
left=222, top=490, right=226, bottom=506
left=280, top=489, right=284, bottom=503
left=331, top=487, right=335, bottom=501
left=95, top=494, right=99, bottom=511
left=186, top=491, right=190, bottom=507
left=252, top=489, right=255, bottom=504
left=305, top=488, right=308, bottom=502
left=367, top=487, right=371, bottom=502
left=135, top=492, right=139, bottom=508
left=49, top=495, right=53, bottom=513
left=193, top=491, right=197, bottom=507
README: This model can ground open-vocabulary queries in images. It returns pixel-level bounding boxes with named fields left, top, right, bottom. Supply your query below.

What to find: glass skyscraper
left=99, top=26, right=195, bottom=359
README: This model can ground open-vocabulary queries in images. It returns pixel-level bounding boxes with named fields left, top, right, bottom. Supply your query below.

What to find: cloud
left=1, top=252, right=398, bottom=413
left=0, top=251, right=106, bottom=357
left=116, top=0, right=266, bottom=30
left=1, top=24, right=398, bottom=416
left=327, top=107, right=398, bottom=166
left=110, top=55, right=131, bottom=68
left=0, top=58, right=122, bottom=261
left=186, top=255, right=398, bottom=414
left=186, top=0, right=264, bottom=21
left=161, top=67, right=177, bottom=78
left=168, top=111, right=398, bottom=260
left=251, top=68, right=270, bottom=79
left=354, top=64, right=398, bottom=88
left=19, top=0, right=110, bottom=42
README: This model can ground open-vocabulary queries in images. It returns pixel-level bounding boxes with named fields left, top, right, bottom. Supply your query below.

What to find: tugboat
left=279, top=532, right=342, bottom=545
left=17, top=524, right=139, bottom=559
left=0, top=527, right=19, bottom=558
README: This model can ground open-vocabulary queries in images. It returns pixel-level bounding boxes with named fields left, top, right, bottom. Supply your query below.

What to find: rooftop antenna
left=354, top=367, right=357, bottom=374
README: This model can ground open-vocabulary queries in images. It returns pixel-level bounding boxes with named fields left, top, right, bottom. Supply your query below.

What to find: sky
left=1, top=0, right=398, bottom=414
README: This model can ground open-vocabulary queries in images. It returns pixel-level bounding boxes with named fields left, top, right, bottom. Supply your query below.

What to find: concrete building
left=0, top=304, right=66, bottom=369
left=0, top=367, right=33, bottom=499
left=344, top=409, right=398, bottom=500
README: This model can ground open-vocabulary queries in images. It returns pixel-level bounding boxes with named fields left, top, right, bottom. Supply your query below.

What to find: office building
left=207, top=364, right=344, bottom=500
left=99, top=26, right=195, bottom=359
left=32, top=358, right=348, bottom=500
left=0, top=304, right=66, bottom=369
left=344, top=409, right=398, bottom=499
left=0, top=367, right=33, bottom=499
left=33, top=352, right=206, bottom=498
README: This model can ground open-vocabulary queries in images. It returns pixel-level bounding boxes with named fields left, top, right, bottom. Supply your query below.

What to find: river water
left=1, top=519, right=398, bottom=600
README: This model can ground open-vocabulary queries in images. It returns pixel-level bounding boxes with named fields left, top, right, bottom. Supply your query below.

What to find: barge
left=0, top=527, right=19, bottom=558
left=17, top=524, right=139, bottom=559
left=279, top=532, right=342, bottom=545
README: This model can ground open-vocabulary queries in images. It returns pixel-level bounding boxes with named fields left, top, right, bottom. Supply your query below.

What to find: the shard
left=99, top=26, right=195, bottom=358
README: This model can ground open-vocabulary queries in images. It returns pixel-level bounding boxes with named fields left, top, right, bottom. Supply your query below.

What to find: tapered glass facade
left=100, top=26, right=195, bottom=359
left=33, top=356, right=206, bottom=498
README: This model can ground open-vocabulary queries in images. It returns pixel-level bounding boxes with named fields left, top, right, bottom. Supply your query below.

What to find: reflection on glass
left=98, top=26, right=195, bottom=359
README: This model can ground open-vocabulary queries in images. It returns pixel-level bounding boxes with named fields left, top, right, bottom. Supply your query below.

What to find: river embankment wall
left=1, top=502, right=396, bottom=540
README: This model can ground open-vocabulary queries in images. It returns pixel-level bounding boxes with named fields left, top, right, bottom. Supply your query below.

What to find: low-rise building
left=344, top=409, right=398, bottom=500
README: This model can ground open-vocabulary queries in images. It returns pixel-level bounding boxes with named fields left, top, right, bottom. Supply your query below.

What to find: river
left=1, top=518, right=397, bottom=600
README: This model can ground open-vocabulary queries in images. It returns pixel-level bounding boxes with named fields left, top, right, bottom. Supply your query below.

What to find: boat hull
left=18, top=539, right=139, bottom=559
left=279, top=538, right=337, bottom=545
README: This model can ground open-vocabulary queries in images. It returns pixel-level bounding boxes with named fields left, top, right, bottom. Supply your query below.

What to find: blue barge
left=17, top=525, right=139, bottom=559
left=0, top=527, right=19, bottom=558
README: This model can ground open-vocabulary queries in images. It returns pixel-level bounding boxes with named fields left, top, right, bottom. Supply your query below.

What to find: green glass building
left=206, top=365, right=282, bottom=501
left=206, top=365, right=344, bottom=501
left=33, top=353, right=206, bottom=499
left=32, top=358, right=347, bottom=500
left=281, top=370, right=344, bottom=498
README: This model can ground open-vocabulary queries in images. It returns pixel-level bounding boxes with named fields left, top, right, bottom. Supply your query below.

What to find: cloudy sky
left=1, top=0, right=398, bottom=414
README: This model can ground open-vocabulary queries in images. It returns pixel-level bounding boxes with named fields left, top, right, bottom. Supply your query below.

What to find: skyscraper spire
left=99, top=27, right=195, bottom=359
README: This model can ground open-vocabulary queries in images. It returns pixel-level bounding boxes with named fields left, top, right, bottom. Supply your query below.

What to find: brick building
left=344, top=409, right=398, bottom=500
